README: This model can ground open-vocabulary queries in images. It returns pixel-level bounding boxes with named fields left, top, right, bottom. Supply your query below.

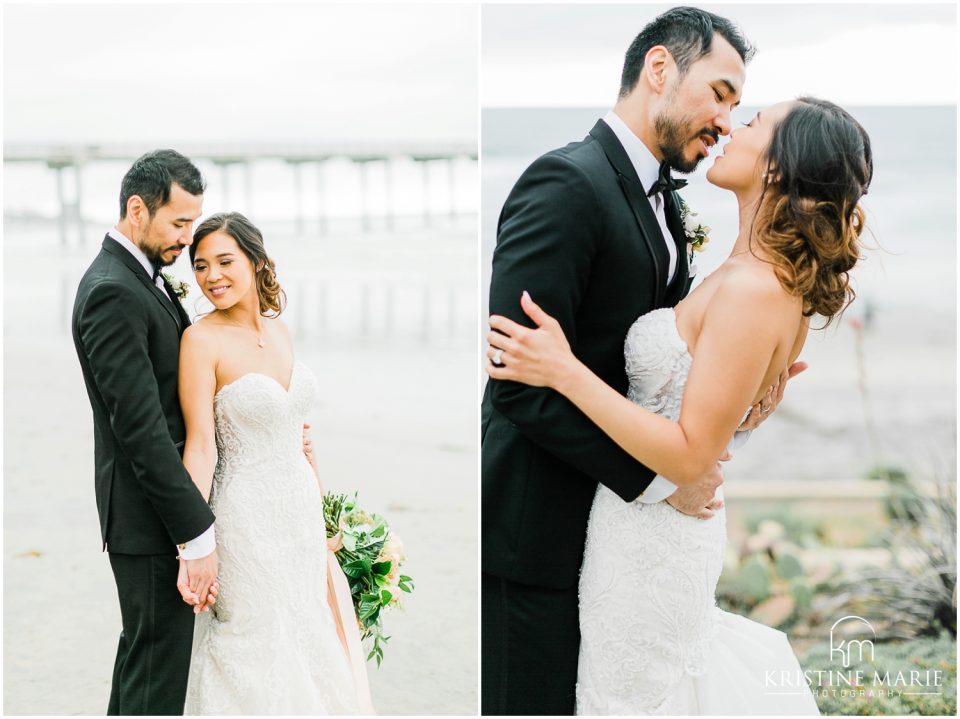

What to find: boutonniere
left=678, top=198, right=710, bottom=272
left=161, top=272, right=190, bottom=301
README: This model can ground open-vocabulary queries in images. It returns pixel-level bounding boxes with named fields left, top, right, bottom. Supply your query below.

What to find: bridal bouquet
left=322, top=492, right=414, bottom=666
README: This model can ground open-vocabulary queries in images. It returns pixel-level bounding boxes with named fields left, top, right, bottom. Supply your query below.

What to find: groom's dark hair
left=619, top=6, right=755, bottom=98
left=119, top=149, right=206, bottom=219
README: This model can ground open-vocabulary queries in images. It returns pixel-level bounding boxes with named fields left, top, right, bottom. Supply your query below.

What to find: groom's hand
left=178, top=548, right=219, bottom=613
left=302, top=423, right=317, bottom=472
left=738, top=361, right=807, bottom=431
left=665, top=454, right=727, bottom=519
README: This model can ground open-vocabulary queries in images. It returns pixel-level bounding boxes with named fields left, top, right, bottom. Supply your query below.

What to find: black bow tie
left=647, top=161, right=688, bottom=197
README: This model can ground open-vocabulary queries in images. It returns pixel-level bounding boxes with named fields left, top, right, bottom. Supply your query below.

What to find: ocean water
left=3, top=155, right=479, bottom=348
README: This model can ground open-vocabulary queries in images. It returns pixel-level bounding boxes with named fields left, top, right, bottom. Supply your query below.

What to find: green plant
left=866, top=465, right=928, bottom=524
left=799, top=631, right=957, bottom=715
left=839, top=468, right=956, bottom=640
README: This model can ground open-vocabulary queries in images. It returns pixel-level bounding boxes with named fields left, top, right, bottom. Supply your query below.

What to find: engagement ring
left=492, top=348, right=505, bottom=367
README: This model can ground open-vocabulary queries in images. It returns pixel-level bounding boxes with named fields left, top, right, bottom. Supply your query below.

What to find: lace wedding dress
left=576, top=308, right=819, bottom=716
left=185, top=362, right=361, bottom=715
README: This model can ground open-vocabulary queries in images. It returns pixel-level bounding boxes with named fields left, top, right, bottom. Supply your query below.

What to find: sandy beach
left=3, top=224, right=478, bottom=716
left=4, top=337, right=478, bottom=716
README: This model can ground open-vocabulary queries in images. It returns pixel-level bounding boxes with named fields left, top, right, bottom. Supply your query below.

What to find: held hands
left=177, top=548, right=219, bottom=614
left=737, top=362, right=808, bottom=431
left=486, top=291, right=576, bottom=389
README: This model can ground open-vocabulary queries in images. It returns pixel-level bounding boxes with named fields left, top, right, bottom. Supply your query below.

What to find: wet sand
left=3, top=334, right=478, bottom=716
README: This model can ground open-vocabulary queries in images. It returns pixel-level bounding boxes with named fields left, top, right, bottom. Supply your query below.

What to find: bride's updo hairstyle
left=754, top=97, right=873, bottom=327
left=190, top=212, right=287, bottom=317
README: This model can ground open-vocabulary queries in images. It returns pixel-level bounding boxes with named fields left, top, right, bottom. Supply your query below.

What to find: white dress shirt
left=600, top=113, right=750, bottom=503
left=603, top=110, right=677, bottom=283
left=108, top=227, right=216, bottom=559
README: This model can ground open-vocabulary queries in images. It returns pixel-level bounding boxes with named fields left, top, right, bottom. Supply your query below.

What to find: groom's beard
left=138, top=226, right=183, bottom=268
left=655, top=110, right=718, bottom=174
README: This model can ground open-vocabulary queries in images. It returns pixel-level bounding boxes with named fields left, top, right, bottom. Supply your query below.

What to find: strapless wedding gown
left=575, top=308, right=819, bottom=715
left=184, top=362, right=360, bottom=715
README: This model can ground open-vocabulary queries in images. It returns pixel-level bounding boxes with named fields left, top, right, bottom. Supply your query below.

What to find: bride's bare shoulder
left=181, top=315, right=224, bottom=354
left=712, top=262, right=800, bottom=314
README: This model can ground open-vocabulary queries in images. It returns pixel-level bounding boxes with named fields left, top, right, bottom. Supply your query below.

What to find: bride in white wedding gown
left=176, top=212, right=372, bottom=715
left=486, top=97, right=872, bottom=715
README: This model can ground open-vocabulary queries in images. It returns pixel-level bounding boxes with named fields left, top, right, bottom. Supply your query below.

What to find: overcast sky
left=482, top=2, right=957, bottom=107
left=4, top=3, right=478, bottom=143
left=4, top=2, right=955, bottom=145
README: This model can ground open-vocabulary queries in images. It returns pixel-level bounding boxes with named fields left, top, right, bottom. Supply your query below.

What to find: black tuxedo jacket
left=72, top=235, right=214, bottom=554
left=481, top=120, right=692, bottom=589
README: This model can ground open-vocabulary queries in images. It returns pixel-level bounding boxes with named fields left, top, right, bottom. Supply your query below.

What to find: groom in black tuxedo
left=481, top=8, right=756, bottom=715
left=72, top=150, right=218, bottom=715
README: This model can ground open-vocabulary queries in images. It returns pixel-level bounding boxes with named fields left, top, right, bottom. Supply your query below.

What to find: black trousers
left=107, top=553, right=196, bottom=716
left=481, top=572, right=580, bottom=716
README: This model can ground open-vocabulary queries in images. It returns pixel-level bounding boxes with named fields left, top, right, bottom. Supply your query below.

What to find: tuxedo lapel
left=589, top=120, right=669, bottom=306
left=102, top=236, right=182, bottom=331
left=663, top=191, right=690, bottom=304
left=139, top=275, right=183, bottom=331
left=161, top=277, right=191, bottom=332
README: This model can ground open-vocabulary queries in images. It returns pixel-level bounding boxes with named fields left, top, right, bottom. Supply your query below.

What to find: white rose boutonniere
left=678, top=198, right=710, bottom=275
left=161, top=272, right=190, bottom=301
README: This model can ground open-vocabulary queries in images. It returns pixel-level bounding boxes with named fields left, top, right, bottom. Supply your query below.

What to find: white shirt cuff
left=729, top=429, right=752, bottom=451
left=176, top=523, right=216, bottom=560
left=636, top=474, right=678, bottom=503
left=635, top=429, right=752, bottom=504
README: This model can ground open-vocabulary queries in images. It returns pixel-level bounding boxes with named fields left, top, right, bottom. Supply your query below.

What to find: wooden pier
left=4, top=141, right=478, bottom=245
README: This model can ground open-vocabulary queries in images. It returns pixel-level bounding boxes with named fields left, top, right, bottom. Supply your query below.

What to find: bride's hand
left=486, top=291, right=577, bottom=389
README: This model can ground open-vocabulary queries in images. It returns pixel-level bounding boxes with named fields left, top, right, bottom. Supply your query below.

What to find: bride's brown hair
left=190, top=212, right=286, bottom=317
left=752, top=97, right=873, bottom=327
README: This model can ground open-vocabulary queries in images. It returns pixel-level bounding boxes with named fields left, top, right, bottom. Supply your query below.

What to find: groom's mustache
left=696, top=128, right=720, bottom=146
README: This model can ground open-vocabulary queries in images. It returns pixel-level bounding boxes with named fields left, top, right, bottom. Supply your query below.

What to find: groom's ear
left=125, top=194, right=148, bottom=226
left=642, top=45, right=672, bottom=95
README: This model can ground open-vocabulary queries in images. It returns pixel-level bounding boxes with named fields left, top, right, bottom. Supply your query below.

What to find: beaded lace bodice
left=212, top=362, right=316, bottom=495
left=624, top=307, right=694, bottom=421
